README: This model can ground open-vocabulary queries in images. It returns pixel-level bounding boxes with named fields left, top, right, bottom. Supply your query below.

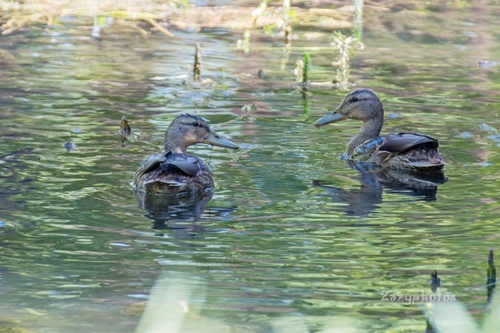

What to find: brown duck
left=132, top=114, right=238, bottom=194
left=314, top=89, right=445, bottom=172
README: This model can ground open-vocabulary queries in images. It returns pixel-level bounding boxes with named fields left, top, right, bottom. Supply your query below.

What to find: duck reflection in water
left=135, top=191, right=236, bottom=240
left=313, top=160, right=447, bottom=216
left=135, top=190, right=210, bottom=230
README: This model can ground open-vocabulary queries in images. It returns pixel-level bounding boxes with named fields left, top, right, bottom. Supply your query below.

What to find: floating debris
left=430, top=270, right=441, bottom=293
left=486, top=134, right=500, bottom=144
left=387, top=113, right=402, bottom=119
left=193, top=43, right=202, bottom=81
left=119, top=116, right=132, bottom=147
left=459, top=132, right=474, bottom=139
left=63, top=140, right=75, bottom=152
left=91, top=25, right=101, bottom=40
left=478, top=123, right=497, bottom=132
left=90, top=15, right=115, bottom=40
left=91, top=16, right=104, bottom=40
left=478, top=60, right=498, bottom=68
left=0, top=50, right=17, bottom=67
left=257, top=69, right=265, bottom=79
left=241, top=104, right=257, bottom=112
left=236, top=29, right=251, bottom=54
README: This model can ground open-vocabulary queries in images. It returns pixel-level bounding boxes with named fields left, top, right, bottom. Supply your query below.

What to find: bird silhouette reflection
left=314, top=161, right=447, bottom=216
left=134, top=190, right=236, bottom=240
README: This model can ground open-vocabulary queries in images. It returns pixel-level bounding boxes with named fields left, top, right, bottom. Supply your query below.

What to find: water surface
left=0, top=3, right=499, bottom=332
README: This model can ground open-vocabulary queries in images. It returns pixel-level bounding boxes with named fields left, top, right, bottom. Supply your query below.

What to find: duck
left=314, top=89, right=445, bottom=172
left=132, top=113, right=238, bottom=194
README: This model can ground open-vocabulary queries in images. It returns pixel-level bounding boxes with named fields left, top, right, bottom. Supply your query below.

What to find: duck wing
left=353, top=133, right=444, bottom=171
left=133, top=151, right=168, bottom=181
left=163, top=153, right=209, bottom=177
left=380, top=133, right=439, bottom=153
left=373, top=133, right=444, bottom=170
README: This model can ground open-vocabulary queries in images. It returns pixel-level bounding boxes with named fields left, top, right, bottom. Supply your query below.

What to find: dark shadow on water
left=314, top=160, right=447, bottom=216
left=134, top=190, right=236, bottom=240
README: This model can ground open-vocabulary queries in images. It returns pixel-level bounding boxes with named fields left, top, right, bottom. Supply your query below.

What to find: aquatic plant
left=292, top=53, right=311, bottom=117
left=281, top=0, right=293, bottom=44
left=352, top=0, right=363, bottom=41
left=236, top=29, right=251, bottom=54
left=252, top=0, right=296, bottom=45
left=193, top=42, right=202, bottom=81
left=293, top=52, right=311, bottom=92
left=487, top=250, right=496, bottom=304
left=251, top=0, right=269, bottom=23
left=331, top=30, right=357, bottom=89
left=302, top=52, right=311, bottom=89
left=293, top=59, right=304, bottom=83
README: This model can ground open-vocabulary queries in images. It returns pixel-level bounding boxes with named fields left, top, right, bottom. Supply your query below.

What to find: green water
left=0, top=3, right=500, bottom=332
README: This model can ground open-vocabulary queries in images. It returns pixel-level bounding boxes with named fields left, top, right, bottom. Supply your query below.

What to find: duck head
left=164, top=114, right=239, bottom=153
left=314, top=89, right=384, bottom=127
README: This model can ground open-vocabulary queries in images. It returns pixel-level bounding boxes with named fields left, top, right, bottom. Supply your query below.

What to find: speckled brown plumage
left=314, top=89, right=445, bottom=172
left=132, top=114, right=238, bottom=194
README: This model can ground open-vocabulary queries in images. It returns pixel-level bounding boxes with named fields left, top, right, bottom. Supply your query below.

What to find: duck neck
left=347, top=117, right=383, bottom=155
left=164, top=132, right=187, bottom=154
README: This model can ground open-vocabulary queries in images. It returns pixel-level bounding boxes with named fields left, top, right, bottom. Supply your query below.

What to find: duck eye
left=351, top=97, right=359, bottom=102
left=192, top=122, right=199, bottom=127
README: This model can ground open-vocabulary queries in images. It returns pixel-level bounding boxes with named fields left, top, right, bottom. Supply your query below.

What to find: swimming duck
left=314, top=89, right=445, bottom=172
left=132, top=113, right=238, bottom=194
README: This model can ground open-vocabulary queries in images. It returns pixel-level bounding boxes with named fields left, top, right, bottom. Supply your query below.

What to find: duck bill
left=204, top=131, right=239, bottom=149
left=314, top=111, right=347, bottom=127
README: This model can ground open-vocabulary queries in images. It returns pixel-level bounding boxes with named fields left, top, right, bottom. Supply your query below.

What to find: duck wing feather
left=163, top=153, right=209, bottom=177
left=380, top=133, right=439, bottom=153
